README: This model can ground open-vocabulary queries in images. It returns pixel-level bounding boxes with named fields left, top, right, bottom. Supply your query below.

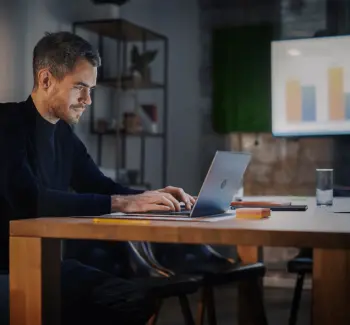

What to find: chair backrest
left=63, top=239, right=167, bottom=278
left=125, top=242, right=167, bottom=278
left=146, top=243, right=234, bottom=272
left=0, top=274, right=9, bottom=324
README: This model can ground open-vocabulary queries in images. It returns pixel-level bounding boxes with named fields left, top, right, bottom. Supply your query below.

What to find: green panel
left=212, top=24, right=273, bottom=133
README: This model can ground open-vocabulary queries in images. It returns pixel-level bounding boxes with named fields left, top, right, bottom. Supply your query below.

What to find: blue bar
left=345, top=93, right=350, bottom=120
left=302, top=86, right=316, bottom=122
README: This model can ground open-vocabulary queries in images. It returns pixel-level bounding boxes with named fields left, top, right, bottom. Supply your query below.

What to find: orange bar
left=286, top=79, right=301, bottom=121
left=328, top=67, right=345, bottom=120
left=235, top=208, right=271, bottom=219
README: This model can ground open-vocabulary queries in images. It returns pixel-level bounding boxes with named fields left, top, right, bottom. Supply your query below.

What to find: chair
left=141, top=243, right=267, bottom=325
left=64, top=240, right=202, bottom=325
left=0, top=273, right=9, bottom=325
left=287, top=253, right=312, bottom=325
left=287, top=189, right=350, bottom=325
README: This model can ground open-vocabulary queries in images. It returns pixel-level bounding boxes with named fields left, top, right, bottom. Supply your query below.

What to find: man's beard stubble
left=68, top=104, right=86, bottom=125
left=49, top=96, right=83, bottom=126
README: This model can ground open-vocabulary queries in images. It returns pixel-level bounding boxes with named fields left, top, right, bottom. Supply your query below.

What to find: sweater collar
left=25, top=96, right=56, bottom=138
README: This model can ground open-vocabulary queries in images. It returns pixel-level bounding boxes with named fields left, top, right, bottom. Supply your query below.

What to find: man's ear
left=37, top=69, right=53, bottom=90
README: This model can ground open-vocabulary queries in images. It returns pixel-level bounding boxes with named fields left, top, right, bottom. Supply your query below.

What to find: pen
left=93, top=218, right=150, bottom=225
left=332, top=211, right=350, bottom=214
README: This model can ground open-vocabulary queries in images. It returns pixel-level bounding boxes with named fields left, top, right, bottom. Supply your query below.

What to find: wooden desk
left=10, top=197, right=350, bottom=325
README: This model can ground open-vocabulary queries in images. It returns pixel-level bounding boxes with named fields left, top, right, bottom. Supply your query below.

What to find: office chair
left=64, top=240, right=201, bottom=325
left=287, top=190, right=350, bottom=325
left=0, top=273, right=9, bottom=325
left=286, top=250, right=312, bottom=325
left=141, top=243, right=267, bottom=325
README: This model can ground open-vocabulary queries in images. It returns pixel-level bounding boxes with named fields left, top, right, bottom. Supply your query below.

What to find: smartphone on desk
left=231, top=205, right=308, bottom=211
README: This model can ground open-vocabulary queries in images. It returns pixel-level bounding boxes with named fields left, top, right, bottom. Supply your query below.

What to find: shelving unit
left=73, top=18, right=168, bottom=189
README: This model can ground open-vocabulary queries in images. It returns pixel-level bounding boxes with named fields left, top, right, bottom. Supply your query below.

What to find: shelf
left=93, top=129, right=164, bottom=137
left=73, top=17, right=168, bottom=188
left=73, top=18, right=166, bottom=41
left=98, top=77, right=164, bottom=90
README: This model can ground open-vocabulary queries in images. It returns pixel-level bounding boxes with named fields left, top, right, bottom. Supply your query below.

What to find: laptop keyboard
left=166, top=210, right=191, bottom=215
left=143, top=207, right=191, bottom=215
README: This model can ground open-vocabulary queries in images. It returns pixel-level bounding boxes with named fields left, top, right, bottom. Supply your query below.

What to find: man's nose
left=84, top=92, right=92, bottom=106
left=80, top=91, right=92, bottom=106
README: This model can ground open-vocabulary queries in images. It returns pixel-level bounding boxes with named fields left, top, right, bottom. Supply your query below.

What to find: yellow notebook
left=235, top=208, right=271, bottom=220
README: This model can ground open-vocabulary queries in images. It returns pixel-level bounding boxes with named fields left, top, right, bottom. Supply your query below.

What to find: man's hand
left=111, top=190, right=186, bottom=213
left=156, top=186, right=196, bottom=210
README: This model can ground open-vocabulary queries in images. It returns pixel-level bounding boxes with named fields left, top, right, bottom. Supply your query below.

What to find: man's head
left=32, top=32, right=101, bottom=125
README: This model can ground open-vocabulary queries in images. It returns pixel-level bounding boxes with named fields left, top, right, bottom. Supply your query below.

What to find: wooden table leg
left=10, top=237, right=61, bottom=325
left=237, top=246, right=267, bottom=325
left=313, top=248, right=350, bottom=325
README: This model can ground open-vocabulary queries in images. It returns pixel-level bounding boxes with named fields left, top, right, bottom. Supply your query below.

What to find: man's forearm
left=14, top=186, right=112, bottom=218
left=39, top=188, right=112, bottom=217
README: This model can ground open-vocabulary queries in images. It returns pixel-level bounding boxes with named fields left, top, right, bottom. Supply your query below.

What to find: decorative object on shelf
left=96, top=118, right=109, bottom=133
left=120, top=81, right=143, bottom=134
left=110, top=118, right=117, bottom=131
left=140, top=104, right=158, bottom=133
left=130, top=45, right=158, bottom=83
left=118, top=91, right=138, bottom=132
left=127, top=169, right=139, bottom=184
left=123, top=112, right=142, bottom=133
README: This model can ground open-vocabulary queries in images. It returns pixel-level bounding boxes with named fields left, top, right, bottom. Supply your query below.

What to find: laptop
left=110, top=151, right=252, bottom=220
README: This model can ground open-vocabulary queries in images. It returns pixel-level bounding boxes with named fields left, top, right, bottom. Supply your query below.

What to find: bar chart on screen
left=272, top=36, right=350, bottom=136
left=328, top=67, right=350, bottom=121
left=285, top=80, right=316, bottom=122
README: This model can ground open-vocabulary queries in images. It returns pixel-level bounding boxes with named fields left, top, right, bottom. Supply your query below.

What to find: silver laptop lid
left=190, top=151, right=251, bottom=217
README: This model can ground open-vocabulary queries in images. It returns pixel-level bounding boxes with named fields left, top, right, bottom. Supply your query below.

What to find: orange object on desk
left=235, top=208, right=271, bottom=219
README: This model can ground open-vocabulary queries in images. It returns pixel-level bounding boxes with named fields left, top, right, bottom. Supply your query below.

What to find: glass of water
left=316, top=169, right=333, bottom=206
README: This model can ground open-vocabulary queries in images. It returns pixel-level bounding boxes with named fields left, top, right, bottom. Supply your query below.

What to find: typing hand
left=111, top=191, right=182, bottom=213
left=156, top=186, right=196, bottom=211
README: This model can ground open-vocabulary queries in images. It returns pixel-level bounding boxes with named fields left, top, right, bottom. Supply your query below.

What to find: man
left=0, top=31, right=195, bottom=324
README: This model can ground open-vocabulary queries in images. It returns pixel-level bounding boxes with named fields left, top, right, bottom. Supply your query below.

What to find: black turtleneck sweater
left=0, top=96, right=142, bottom=270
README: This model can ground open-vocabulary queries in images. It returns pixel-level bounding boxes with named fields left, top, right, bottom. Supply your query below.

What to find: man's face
left=46, top=59, right=97, bottom=125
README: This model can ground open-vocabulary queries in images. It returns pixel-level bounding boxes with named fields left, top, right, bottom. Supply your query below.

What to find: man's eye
left=74, top=86, right=84, bottom=90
